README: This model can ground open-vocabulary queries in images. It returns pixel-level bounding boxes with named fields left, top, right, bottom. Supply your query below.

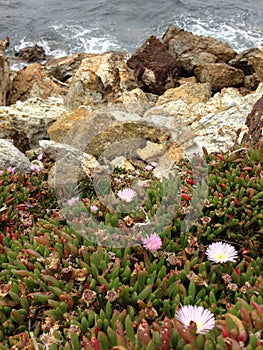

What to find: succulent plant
left=0, top=142, right=262, bottom=349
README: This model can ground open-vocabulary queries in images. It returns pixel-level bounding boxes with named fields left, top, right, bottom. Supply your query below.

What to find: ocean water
left=1, top=0, right=263, bottom=58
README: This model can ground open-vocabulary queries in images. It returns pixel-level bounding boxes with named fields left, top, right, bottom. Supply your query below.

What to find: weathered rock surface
left=7, top=63, right=68, bottom=105
left=163, top=24, right=236, bottom=63
left=1, top=25, right=262, bottom=173
left=229, top=48, right=260, bottom=75
left=0, top=139, right=31, bottom=172
left=248, top=48, right=263, bottom=82
left=14, top=44, right=46, bottom=63
left=0, top=37, right=10, bottom=106
left=64, top=52, right=137, bottom=110
left=194, top=63, right=245, bottom=91
left=48, top=108, right=172, bottom=159
left=44, top=52, right=90, bottom=83
left=242, top=94, right=263, bottom=143
left=127, top=36, right=179, bottom=95
left=144, top=83, right=263, bottom=153
left=0, top=97, right=68, bottom=151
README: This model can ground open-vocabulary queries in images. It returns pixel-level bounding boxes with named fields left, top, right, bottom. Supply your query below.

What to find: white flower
left=206, top=242, right=238, bottom=263
left=117, top=188, right=137, bottom=202
left=175, top=305, right=215, bottom=334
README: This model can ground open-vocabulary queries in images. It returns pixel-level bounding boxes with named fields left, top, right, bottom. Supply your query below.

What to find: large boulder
left=7, top=62, right=68, bottom=105
left=0, top=37, right=10, bottom=106
left=248, top=48, right=263, bottom=82
left=127, top=36, right=179, bottom=95
left=242, top=94, right=263, bottom=143
left=194, top=63, right=245, bottom=91
left=64, top=52, right=137, bottom=110
left=0, top=96, right=68, bottom=152
left=157, top=82, right=212, bottom=105
left=144, top=83, right=263, bottom=153
left=163, top=25, right=236, bottom=63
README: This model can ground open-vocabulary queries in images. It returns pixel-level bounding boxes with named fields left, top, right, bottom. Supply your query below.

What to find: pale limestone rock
left=110, top=156, right=135, bottom=172
left=0, top=139, right=30, bottom=172
left=48, top=109, right=171, bottom=159
left=144, top=83, right=263, bottom=153
left=64, top=52, right=137, bottom=110
left=157, top=82, right=211, bottom=105
left=113, top=88, right=151, bottom=115
left=0, top=96, right=68, bottom=149
left=137, top=141, right=165, bottom=162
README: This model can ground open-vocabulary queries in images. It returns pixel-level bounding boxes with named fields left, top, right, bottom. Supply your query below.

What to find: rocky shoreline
left=0, top=25, right=263, bottom=174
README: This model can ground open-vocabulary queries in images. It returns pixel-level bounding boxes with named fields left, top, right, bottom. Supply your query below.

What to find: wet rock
left=242, top=94, right=263, bottom=143
left=7, top=63, right=68, bottom=105
left=0, top=36, right=10, bottom=106
left=127, top=35, right=179, bottom=95
left=14, top=44, right=46, bottom=63
left=163, top=24, right=236, bottom=63
left=194, top=63, right=245, bottom=91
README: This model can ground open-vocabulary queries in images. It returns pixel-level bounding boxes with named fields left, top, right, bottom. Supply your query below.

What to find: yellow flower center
left=215, top=252, right=227, bottom=261
left=195, top=321, right=204, bottom=333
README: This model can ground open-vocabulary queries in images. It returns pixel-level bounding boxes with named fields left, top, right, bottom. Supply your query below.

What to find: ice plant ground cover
left=0, top=142, right=262, bottom=349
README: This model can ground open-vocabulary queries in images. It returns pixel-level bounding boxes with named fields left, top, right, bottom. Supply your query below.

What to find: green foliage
left=0, top=143, right=262, bottom=349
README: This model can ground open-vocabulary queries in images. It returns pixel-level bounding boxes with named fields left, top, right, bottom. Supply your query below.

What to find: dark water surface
left=1, top=0, right=263, bottom=57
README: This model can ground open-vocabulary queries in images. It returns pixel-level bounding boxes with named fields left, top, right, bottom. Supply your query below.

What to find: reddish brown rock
left=7, top=62, right=68, bottom=105
left=242, top=94, right=263, bottom=143
left=194, top=63, right=245, bottom=91
left=127, top=35, right=179, bottom=94
left=0, top=36, right=10, bottom=106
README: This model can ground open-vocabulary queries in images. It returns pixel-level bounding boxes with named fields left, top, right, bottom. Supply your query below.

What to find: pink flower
left=142, top=233, right=162, bottom=252
left=0, top=170, right=3, bottom=175
left=67, top=197, right=79, bottom=206
left=117, top=188, right=137, bottom=202
left=7, top=167, right=15, bottom=174
left=175, top=305, right=215, bottom=334
left=37, top=153, right=43, bottom=160
left=30, top=164, right=41, bottom=172
left=90, top=204, right=99, bottom=213
left=145, top=165, right=153, bottom=171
